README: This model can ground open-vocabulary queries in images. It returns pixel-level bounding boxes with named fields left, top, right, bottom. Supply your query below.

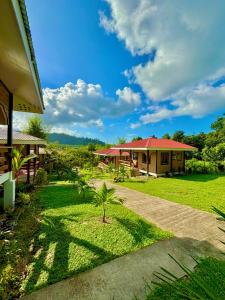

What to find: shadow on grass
left=172, top=173, right=224, bottom=182
left=116, top=217, right=159, bottom=245
left=24, top=213, right=115, bottom=294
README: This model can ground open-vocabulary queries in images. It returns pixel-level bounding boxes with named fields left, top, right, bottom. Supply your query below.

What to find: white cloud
left=101, top=0, right=225, bottom=123
left=130, top=122, right=141, bottom=129
left=43, top=79, right=140, bottom=127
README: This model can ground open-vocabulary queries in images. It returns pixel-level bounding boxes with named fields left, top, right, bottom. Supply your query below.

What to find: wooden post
left=129, top=150, right=132, bottom=167
left=170, top=151, right=173, bottom=173
left=33, top=145, right=37, bottom=182
left=119, top=149, right=122, bottom=165
left=27, top=144, right=30, bottom=184
left=7, top=92, right=13, bottom=172
left=183, top=151, right=185, bottom=172
left=147, top=150, right=150, bottom=176
left=155, top=150, right=158, bottom=176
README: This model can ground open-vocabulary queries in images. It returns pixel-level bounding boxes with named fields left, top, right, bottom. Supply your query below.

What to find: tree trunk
left=102, top=203, right=106, bottom=223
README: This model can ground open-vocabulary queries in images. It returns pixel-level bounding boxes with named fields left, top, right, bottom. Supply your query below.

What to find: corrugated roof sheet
left=0, top=127, right=46, bottom=144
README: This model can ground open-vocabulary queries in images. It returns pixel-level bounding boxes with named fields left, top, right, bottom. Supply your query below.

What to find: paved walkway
left=93, top=180, right=225, bottom=251
left=23, top=180, right=225, bottom=300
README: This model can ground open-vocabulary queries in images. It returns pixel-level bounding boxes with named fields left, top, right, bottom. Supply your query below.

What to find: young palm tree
left=12, top=146, right=37, bottom=183
left=94, top=182, right=122, bottom=223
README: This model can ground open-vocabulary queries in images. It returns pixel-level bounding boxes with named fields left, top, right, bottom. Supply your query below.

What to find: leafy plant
left=93, top=182, right=123, bottom=223
left=149, top=206, right=225, bottom=299
left=12, top=146, right=37, bottom=183
left=35, top=168, right=48, bottom=186
left=17, top=192, right=31, bottom=205
left=114, top=165, right=129, bottom=182
left=74, top=179, right=94, bottom=200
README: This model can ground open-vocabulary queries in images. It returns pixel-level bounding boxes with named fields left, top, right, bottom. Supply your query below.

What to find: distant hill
left=48, top=133, right=105, bottom=146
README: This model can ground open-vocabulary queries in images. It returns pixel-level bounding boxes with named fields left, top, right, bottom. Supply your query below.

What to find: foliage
left=114, top=165, right=129, bottom=182
left=147, top=257, right=225, bottom=300
left=12, top=146, right=36, bottom=183
left=106, top=162, right=114, bottom=174
left=47, top=144, right=99, bottom=180
left=17, top=192, right=31, bottom=205
left=23, top=116, right=48, bottom=140
left=147, top=207, right=225, bottom=300
left=162, top=133, right=171, bottom=139
left=117, top=137, right=126, bottom=144
left=16, top=182, right=35, bottom=194
left=119, top=174, right=225, bottom=213
left=20, top=181, right=170, bottom=294
left=185, top=158, right=218, bottom=174
left=132, top=136, right=143, bottom=141
left=203, top=143, right=225, bottom=163
left=93, top=182, right=122, bottom=222
left=172, top=130, right=185, bottom=142
left=74, top=179, right=94, bottom=200
left=0, top=190, right=41, bottom=299
left=48, top=132, right=105, bottom=146
left=87, top=143, right=96, bottom=151
left=35, top=168, right=48, bottom=186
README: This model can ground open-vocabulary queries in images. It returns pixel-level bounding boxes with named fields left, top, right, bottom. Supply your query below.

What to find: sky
left=18, top=0, right=225, bottom=143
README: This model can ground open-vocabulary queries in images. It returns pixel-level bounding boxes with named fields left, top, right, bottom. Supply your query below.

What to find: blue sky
left=24, top=0, right=225, bottom=143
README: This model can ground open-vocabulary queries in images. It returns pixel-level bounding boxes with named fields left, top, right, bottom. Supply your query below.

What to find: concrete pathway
left=93, top=180, right=225, bottom=251
left=23, top=180, right=225, bottom=300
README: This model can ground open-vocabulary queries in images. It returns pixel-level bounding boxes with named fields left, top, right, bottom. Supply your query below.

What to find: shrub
left=16, top=182, right=35, bottom=194
left=17, top=192, right=31, bottom=205
left=185, top=158, right=217, bottom=174
left=35, top=168, right=48, bottom=186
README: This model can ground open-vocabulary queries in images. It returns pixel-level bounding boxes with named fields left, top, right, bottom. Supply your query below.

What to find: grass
left=119, top=174, right=225, bottom=213
left=20, top=181, right=171, bottom=294
left=146, top=257, right=225, bottom=299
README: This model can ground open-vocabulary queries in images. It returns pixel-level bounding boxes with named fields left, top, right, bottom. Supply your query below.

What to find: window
left=161, top=152, right=169, bottom=165
left=142, top=153, right=147, bottom=163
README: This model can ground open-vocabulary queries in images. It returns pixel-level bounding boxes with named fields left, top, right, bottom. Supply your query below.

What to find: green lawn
left=119, top=174, right=225, bottom=213
left=147, top=257, right=225, bottom=299
left=21, top=181, right=171, bottom=294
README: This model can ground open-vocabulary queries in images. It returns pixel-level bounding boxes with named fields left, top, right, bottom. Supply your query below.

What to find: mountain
left=48, top=133, right=105, bottom=146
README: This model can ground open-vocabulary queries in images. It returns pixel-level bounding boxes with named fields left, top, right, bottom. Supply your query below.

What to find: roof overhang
left=0, top=0, right=44, bottom=114
left=111, top=147, right=196, bottom=151
left=0, top=138, right=47, bottom=145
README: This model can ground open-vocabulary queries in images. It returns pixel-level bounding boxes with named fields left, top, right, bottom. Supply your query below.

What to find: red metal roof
left=112, top=137, right=196, bottom=150
left=94, top=149, right=130, bottom=156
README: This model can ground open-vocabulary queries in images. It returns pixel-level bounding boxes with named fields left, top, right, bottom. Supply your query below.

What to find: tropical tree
left=93, top=182, right=122, bottom=223
left=172, top=130, right=185, bottom=142
left=132, top=136, right=142, bottom=142
left=12, top=146, right=36, bottom=183
left=23, top=116, right=49, bottom=140
left=162, top=133, right=171, bottom=139
left=74, top=179, right=94, bottom=200
left=117, top=137, right=126, bottom=144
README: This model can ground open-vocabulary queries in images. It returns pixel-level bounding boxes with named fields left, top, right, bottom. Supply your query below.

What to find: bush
left=185, top=158, right=218, bottom=174
left=17, top=192, right=31, bottom=205
left=35, top=168, right=48, bottom=186
left=16, top=182, right=35, bottom=194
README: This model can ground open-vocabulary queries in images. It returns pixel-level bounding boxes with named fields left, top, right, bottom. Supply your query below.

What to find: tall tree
left=172, top=130, right=185, bottom=142
left=162, top=133, right=171, bottom=139
left=132, top=136, right=142, bottom=142
left=23, top=116, right=48, bottom=140
left=117, top=137, right=126, bottom=144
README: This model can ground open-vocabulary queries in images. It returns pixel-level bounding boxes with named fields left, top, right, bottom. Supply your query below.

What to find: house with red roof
left=95, top=137, right=196, bottom=177
left=94, top=148, right=130, bottom=168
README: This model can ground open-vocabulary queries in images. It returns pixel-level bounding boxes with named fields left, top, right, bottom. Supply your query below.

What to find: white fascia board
left=11, top=0, right=44, bottom=111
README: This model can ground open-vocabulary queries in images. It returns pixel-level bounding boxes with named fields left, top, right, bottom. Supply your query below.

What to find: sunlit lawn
left=119, top=174, right=225, bottom=213
left=21, top=181, right=171, bottom=294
